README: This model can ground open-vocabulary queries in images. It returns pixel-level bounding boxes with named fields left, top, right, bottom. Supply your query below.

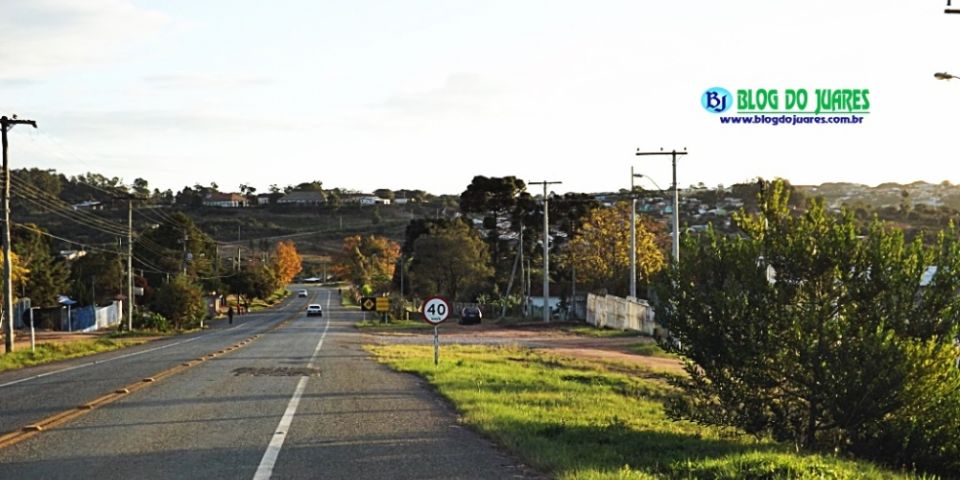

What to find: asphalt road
left=0, top=286, right=529, bottom=479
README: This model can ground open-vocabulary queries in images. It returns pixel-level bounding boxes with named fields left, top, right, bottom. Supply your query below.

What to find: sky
left=2, top=0, right=960, bottom=195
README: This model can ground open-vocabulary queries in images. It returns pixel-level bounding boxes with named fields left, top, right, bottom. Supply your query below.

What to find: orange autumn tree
left=557, top=202, right=666, bottom=295
left=333, top=235, right=400, bottom=295
left=272, top=240, right=302, bottom=285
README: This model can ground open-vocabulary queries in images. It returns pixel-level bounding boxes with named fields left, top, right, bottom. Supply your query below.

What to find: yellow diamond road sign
left=361, top=297, right=376, bottom=311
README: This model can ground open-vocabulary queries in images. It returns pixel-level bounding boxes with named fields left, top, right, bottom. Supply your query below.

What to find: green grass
left=340, top=286, right=358, bottom=308
left=367, top=344, right=917, bottom=480
left=355, top=318, right=431, bottom=330
left=0, top=337, right=148, bottom=373
left=564, top=325, right=643, bottom=338
left=627, top=342, right=678, bottom=359
left=251, top=288, right=290, bottom=311
left=105, top=329, right=179, bottom=339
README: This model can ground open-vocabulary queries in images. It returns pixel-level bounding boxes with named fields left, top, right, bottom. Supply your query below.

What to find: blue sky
left=3, top=1, right=960, bottom=195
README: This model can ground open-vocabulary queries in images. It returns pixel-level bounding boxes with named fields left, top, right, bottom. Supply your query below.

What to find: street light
left=935, top=72, right=959, bottom=80
left=636, top=148, right=687, bottom=264
left=629, top=168, right=643, bottom=298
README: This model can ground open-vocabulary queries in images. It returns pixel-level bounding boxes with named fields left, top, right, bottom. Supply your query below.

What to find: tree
left=333, top=235, right=400, bottom=294
left=292, top=180, right=323, bottom=192
left=272, top=240, right=302, bottom=285
left=151, top=275, right=205, bottom=329
left=226, top=265, right=280, bottom=301
left=135, top=212, right=218, bottom=290
left=13, top=224, right=68, bottom=307
left=409, top=221, right=493, bottom=301
left=373, top=188, right=395, bottom=200
left=68, top=251, right=123, bottom=306
left=132, top=178, right=150, bottom=198
left=558, top=202, right=666, bottom=295
left=657, top=179, right=960, bottom=475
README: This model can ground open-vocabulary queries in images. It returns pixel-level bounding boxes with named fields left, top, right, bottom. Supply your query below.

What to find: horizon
left=3, top=2, right=960, bottom=195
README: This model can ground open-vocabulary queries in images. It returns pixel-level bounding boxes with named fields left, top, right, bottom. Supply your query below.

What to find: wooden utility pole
left=2, top=115, right=37, bottom=353
left=127, top=199, right=134, bottom=331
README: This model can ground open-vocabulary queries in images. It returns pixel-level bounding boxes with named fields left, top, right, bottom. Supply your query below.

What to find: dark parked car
left=459, top=306, right=482, bottom=325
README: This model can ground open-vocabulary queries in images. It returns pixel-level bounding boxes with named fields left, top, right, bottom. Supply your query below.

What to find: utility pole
left=2, top=115, right=37, bottom=353
left=182, top=231, right=188, bottom=276
left=127, top=199, right=133, bottom=331
left=519, top=227, right=525, bottom=316
left=635, top=148, right=687, bottom=264
left=629, top=166, right=643, bottom=298
left=528, top=180, right=561, bottom=323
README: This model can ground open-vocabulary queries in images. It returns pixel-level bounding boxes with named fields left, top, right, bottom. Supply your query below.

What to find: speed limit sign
left=421, top=296, right=451, bottom=325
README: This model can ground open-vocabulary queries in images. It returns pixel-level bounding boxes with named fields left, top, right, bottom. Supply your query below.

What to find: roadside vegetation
left=354, top=319, right=429, bottom=330
left=563, top=325, right=642, bottom=338
left=0, top=337, right=148, bottom=373
left=369, top=344, right=914, bottom=480
left=659, top=180, right=960, bottom=476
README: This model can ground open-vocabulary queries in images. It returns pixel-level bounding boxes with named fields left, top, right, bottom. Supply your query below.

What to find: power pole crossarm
left=528, top=180, right=562, bottom=323
left=2, top=115, right=38, bottom=353
left=635, top=148, right=687, bottom=265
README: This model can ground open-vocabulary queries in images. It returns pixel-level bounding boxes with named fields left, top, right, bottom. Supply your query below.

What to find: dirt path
left=364, top=322, right=686, bottom=375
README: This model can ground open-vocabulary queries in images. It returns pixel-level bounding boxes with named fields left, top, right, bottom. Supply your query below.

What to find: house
left=360, top=196, right=390, bottom=206
left=277, top=191, right=326, bottom=205
left=60, top=250, right=87, bottom=261
left=256, top=194, right=272, bottom=205
left=342, top=193, right=390, bottom=206
left=202, top=192, right=247, bottom=208
left=72, top=200, right=103, bottom=211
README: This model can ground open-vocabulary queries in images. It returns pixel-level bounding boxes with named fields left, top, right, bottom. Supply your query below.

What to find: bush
left=133, top=311, right=170, bottom=332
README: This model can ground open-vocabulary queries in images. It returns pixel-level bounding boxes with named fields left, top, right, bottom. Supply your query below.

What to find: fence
left=62, top=301, right=123, bottom=332
left=586, top=293, right=657, bottom=334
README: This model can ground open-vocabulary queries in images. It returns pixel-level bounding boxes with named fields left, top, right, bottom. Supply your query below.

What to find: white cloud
left=141, top=74, right=275, bottom=90
left=0, top=0, right=168, bottom=80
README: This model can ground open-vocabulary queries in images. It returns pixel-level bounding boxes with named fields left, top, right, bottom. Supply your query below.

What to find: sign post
left=376, top=297, right=390, bottom=323
left=421, top=296, right=450, bottom=366
left=361, top=296, right=376, bottom=323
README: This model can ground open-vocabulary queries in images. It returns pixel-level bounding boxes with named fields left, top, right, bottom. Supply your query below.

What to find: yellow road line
left=0, top=305, right=307, bottom=450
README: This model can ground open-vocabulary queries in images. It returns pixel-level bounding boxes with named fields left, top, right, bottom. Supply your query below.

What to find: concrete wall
left=586, top=293, right=657, bottom=335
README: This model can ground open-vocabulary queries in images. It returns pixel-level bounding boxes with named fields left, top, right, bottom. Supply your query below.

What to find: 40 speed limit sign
left=421, top=296, right=451, bottom=325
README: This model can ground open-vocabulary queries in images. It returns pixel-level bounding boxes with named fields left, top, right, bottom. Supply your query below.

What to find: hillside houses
left=277, top=191, right=326, bottom=205
left=202, top=192, right=247, bottom=208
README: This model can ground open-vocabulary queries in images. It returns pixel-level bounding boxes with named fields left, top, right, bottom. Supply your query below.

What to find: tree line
left=333, top=176, right=960, bottom=476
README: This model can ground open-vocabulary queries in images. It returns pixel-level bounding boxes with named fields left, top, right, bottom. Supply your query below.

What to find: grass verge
left=0, top=337, right=148, bottom=373
left=367, top=344, right=916, bottom=480
left=105, top=329, right=179, bottom=339
left=627, top=342, right=678, bottom=359
left=355, top=318, right=431, bottom=330
left=563, top=325, right=643, bottom=338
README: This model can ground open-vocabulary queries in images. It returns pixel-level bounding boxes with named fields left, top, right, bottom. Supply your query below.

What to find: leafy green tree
left=132, top=178, right=150, bottom=198
left=226, top=265, right=280, bottom=301
left=151, top=275, right=205, bottom=329
left=657, top=179, right=960, bottom=475
left=13, top=224, right=69, bottom=307
left=68, top=251, right=124, bottom=306
left=135, top=212, right=218, bottom=290
left=409, top=221, right=493, bottom=301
